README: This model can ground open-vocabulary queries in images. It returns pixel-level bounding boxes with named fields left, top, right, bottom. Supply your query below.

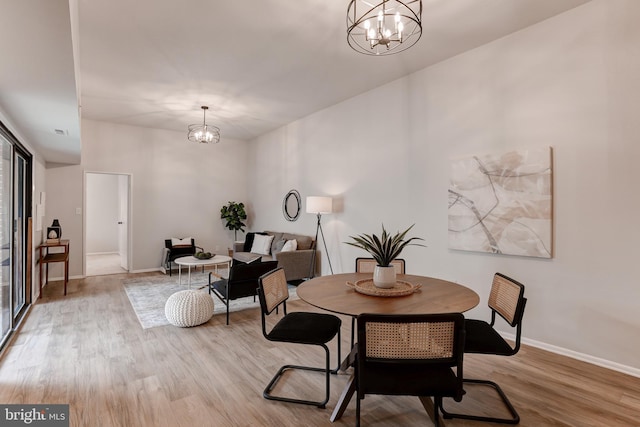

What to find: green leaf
left=344, top=223, right=426, bottom=267
left=220, top=201, right=248, bottom=232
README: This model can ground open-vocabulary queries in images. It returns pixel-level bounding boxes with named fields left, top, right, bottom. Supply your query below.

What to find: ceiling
left=0, top=0, right=590, bottom=165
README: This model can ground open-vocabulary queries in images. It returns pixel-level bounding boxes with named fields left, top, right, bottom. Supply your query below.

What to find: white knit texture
left=165, top=290, right=214, bottom=327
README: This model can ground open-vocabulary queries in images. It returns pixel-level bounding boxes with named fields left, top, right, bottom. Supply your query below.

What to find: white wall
left=247, top=0, right=640, bottom=373
left=44, top=164, right=83, bottom=279
left=44, top=119, right=249, bottom=274
left=85, top=172, right=119, bottom=254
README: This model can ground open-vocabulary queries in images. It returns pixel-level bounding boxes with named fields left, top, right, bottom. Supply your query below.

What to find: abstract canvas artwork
left=448, top=147, right=553, bottom=258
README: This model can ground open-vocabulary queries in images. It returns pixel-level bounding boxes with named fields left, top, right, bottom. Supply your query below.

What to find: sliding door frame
left=0, top=120, right=33, bottom=352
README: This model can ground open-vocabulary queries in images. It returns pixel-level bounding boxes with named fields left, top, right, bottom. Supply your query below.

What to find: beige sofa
left=232, top=231, right=316, bottom=282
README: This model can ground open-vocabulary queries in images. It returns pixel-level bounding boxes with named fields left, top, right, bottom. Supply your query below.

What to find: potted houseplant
left=345, top=224, right=425, bottom=288
left=220, top=201, right=247, bottom=242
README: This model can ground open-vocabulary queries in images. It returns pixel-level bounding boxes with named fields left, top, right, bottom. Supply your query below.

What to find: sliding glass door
left=0, top=123, right=31, bottom=350
left=0, top=135, right=11, bottom=346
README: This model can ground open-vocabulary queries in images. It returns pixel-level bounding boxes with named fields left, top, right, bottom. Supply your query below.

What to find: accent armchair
left=163, top=238, right=202, bottom=276
left=208, top=260, right=278, bottom=325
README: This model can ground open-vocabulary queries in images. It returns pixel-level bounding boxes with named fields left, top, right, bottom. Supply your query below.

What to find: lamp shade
left=306, top=196, right=332, bottom=214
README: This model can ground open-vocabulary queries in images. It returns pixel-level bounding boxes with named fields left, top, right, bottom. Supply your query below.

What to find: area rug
left=123, top=272, right=298, bottom=329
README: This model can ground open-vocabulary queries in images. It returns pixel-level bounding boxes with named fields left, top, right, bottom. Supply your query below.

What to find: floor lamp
left=306, top=196, right=334, bottom=278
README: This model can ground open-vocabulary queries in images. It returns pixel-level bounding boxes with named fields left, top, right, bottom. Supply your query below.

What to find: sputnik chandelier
left=347, top=0, right=422, bottom=56
left=187, top=106, right=220, bottom=144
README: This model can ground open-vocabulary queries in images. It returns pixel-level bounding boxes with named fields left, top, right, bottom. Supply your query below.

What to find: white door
left=118, top=175, right=129, bottom=270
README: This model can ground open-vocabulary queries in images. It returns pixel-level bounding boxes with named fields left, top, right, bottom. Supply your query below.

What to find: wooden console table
left=38, top=239, right=70, bottom=295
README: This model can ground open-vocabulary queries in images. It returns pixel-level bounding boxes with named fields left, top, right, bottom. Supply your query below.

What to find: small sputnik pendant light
left=188, top=106, right=221, bottom=143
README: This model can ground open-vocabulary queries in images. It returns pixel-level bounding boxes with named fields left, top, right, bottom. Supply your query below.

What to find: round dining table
left=297, top=272, right=480, bottom=423
left=298, top=272, right=480, bottom=316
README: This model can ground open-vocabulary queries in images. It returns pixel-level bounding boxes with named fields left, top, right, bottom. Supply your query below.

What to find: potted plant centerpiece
left=220, top=201, right=247, bottom=242
left=346, top=224, right=425, bottom=288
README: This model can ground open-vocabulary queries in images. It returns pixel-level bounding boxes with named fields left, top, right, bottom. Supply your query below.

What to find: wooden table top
left=297, top=272, right=480, bottom=317
left=39, top=239, right=69, bottom=248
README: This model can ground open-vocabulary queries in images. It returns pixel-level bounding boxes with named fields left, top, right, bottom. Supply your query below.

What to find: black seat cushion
left=211, top=260, right=278, bottom=301
left=267, top=312, right=341, bottom=345
left=465, top=319, right=515, bottom=355
left=360, top=362, right=459, bottom=398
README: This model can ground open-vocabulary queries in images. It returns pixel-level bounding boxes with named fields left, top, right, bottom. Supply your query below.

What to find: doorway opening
left=85, top=172, right=130, bottom=276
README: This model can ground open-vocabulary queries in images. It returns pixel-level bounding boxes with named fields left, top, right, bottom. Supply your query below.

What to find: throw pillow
left=243, top=232, right=267, bottom=252
left=232, top=256, right=261, bottom=268
left=271, top=239, right=287, bottom=257
left=231, top=258, right=246, bottom=267
left=281, top=239, right=298, bottom=252
left=250, top=234, right=274, bottom=255
left=171, top=237, right=192, bottom=247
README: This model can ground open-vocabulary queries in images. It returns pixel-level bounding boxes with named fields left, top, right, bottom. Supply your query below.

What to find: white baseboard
left=87, top=251, right=119, bottom=256
left=116, top=267, right=174, bottom=274
left=44, top=275, right=84, bottom=281
left=500, top=331, right=640, bottom=379
left=130, top=267, right=165, bottom=274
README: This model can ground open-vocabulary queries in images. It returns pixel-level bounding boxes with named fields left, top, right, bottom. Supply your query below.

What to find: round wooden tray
left=346, top=279, right=421, bottom=297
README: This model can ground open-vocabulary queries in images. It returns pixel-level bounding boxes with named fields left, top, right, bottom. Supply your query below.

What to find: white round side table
left=175, top=255, right=232, bottom=288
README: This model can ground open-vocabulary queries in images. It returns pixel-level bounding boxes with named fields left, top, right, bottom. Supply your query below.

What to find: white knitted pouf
left=165, top=290, right=214, bottom=327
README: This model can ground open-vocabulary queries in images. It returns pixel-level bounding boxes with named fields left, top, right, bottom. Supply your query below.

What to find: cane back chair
left=257, top=267, right=342, bottom=408
left=440, top=272, right=527, bottom=424
left=356, top=312, right=466, bottom=427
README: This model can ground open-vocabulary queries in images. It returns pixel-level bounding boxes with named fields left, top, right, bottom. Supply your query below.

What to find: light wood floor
left=86, top=253, right=128, bottom=276
left=1, top=273, right=639, bottom=427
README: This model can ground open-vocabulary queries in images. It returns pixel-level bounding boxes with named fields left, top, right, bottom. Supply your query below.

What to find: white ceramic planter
left=373, top=265, right=397, bottom=288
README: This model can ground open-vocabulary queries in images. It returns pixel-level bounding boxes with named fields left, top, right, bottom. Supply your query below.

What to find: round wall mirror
left=283, top=189, right=301, bottom=221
